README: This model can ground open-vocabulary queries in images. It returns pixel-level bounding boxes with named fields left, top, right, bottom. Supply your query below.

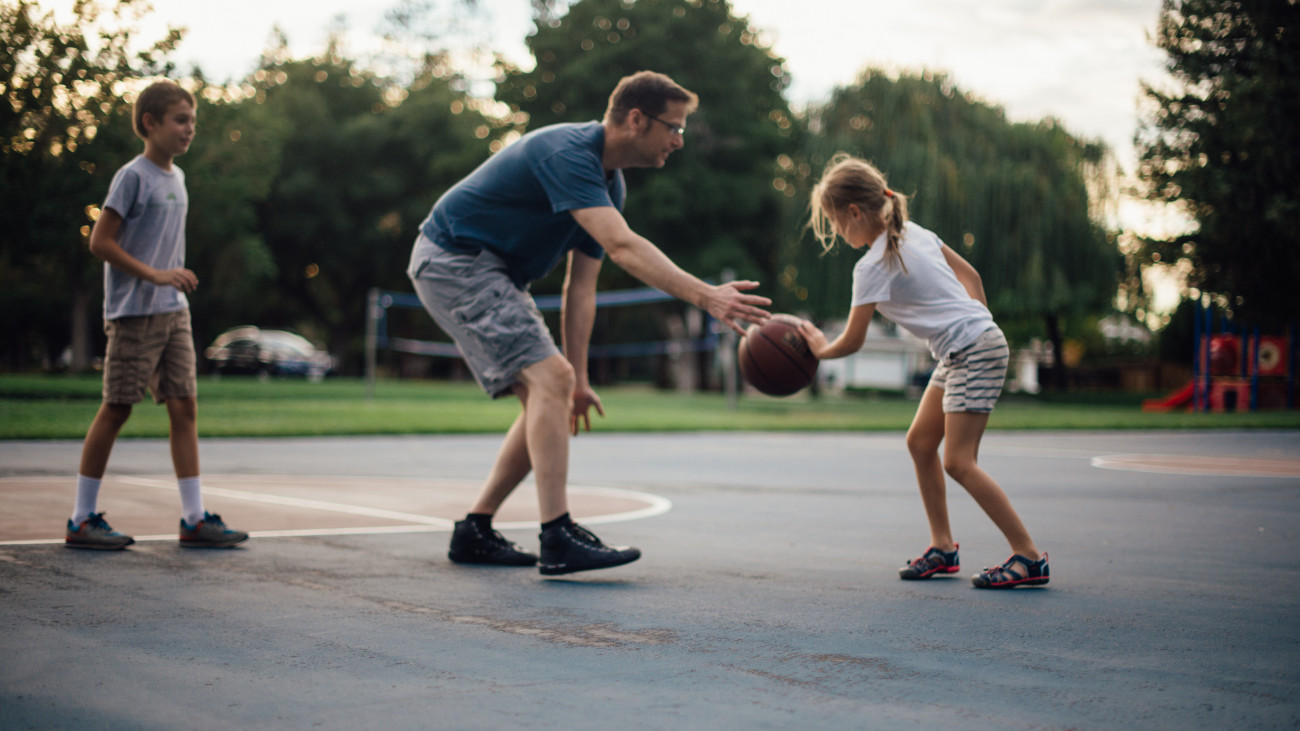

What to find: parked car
left=205, top=326, right=332, bottom=380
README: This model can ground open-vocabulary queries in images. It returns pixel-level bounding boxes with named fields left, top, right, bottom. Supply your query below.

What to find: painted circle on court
left=1091, top=454, right=1300, bottom=478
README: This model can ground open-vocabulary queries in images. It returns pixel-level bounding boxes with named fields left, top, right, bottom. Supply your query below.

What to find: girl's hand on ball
left=798, top=321, right=830, bottom=359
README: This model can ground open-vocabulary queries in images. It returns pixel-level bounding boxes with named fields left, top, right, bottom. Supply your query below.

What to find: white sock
left=72, top=475, right=102, bottom=525
left=178, top=476, right=205, bottom=525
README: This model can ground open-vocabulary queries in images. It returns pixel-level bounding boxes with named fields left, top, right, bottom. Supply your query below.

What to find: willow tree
left=1136, top=0, right=1300, bottom=329
left=789, top=70, right=1121, bottom=388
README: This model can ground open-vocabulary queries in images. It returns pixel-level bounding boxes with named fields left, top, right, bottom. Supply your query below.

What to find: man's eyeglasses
left=640, top=111, right=685, bottom=137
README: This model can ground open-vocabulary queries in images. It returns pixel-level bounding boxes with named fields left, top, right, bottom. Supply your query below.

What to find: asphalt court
left=4, top=435, right=1297, bottom=546
left=3, top=430, right=1299, bottom=729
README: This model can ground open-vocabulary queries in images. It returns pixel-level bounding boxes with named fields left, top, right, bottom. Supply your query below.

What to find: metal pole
left=365, top=287, right=380, bottom=401
left=1251, top=326, right=1261, bottom=411
left=1290, top=324, right=1297, bottom=410
left=1192, top=299, right=1202, bottom=412
left=721, top=268, right=738, bottom=411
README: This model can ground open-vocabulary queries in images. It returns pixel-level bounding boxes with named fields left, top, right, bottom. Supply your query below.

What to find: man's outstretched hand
left=703, top=280, right=771, bottom=336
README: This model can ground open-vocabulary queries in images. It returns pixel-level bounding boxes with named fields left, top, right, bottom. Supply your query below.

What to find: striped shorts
left=928, top=326, right=1009, bottom=414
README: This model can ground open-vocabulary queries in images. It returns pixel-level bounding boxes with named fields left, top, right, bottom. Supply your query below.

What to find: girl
left=798, top=154, right=1048, bottom=589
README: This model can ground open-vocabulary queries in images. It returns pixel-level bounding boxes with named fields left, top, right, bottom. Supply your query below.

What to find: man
left=407, top=70, right=770, bottom=576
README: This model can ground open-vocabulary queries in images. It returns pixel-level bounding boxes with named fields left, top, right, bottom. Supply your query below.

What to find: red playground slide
left=1142, top=382, right=1194, bottom=412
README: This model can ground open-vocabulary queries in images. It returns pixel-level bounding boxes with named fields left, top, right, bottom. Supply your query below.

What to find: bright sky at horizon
left=43, top=0, right=1172, bottom=168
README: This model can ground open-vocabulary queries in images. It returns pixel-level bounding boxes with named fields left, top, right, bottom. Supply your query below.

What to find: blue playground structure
left=1144, top=299, right=1296, bottom=413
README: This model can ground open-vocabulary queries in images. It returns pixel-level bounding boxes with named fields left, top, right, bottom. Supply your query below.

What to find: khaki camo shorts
left=103, top=309, right=197, bottom=405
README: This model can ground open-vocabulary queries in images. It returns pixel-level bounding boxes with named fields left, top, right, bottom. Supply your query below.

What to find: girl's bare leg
left=905, top=386, right=956, bottom=552
left=942, top=411, right=1040, bottom=559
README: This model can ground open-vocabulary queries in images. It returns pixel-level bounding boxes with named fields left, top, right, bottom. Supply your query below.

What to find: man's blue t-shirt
left=414, top=121, right=625, bottom=287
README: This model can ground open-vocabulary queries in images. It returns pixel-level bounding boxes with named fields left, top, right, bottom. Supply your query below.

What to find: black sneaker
left=448, top=519, right=538, bottom=566
left=538, top=521, right=640, bottom=576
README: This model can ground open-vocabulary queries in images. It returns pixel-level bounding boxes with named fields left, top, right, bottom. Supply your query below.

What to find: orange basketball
left=738, top=314, right=819, bottom=396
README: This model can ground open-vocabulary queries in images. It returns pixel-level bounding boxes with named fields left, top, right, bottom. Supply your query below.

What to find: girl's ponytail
left=882, top=188, right=908, bottom=272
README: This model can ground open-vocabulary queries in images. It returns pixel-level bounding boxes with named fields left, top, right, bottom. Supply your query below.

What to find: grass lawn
left=2, top=373, right=1298, bottom=440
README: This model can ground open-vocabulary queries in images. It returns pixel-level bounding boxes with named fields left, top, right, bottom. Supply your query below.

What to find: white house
left=815, top=319, right=933, bottom=395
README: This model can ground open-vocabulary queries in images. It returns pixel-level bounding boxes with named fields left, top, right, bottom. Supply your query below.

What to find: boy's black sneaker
left=448, top=519, right=537, bottom=566
left=538, top=521, right=640, bottom=576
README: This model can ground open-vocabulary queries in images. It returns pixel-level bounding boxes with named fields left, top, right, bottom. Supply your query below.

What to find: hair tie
left=884, top=189, right=895, bottom=199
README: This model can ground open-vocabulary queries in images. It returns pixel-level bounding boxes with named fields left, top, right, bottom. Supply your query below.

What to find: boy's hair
left=133, top=81, right=195, bottom=140
left=808, top=153, right=910, bottom=271
left=604, top=71, right=698, bottom=124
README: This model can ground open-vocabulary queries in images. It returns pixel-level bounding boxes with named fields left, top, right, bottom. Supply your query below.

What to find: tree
left=791, top=70, right=1121, bottom=389
left=1, top=0, right=180, bottom=369
left=495, top=0, right=799, bottom=386
left=1136, top=0, right=1300, bottom=329
left=247, top=43, right=496, bottom=372
left=180, top=81, right=286, bottom=353
left=499, top=0, right=796, bottom=287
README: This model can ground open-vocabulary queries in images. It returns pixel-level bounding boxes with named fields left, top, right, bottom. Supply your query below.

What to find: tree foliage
left=1, top=0, right=180, bottom=368
left=790, top=70, right=1121, bottom=377
left=1137, top=0, right=1300, bottom=329
left=180, top=82, right=286, bottom=350
left=3, top=0, right=1131, bottom=388
left=496, top=0, right=798, bottom=291
left=245, top=46, right=495, bottom=368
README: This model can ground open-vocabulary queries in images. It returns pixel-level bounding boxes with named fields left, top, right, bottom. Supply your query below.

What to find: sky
left=56, top=0, right=1170, bottom=169
left=44, top=0, right=1180, bottom=242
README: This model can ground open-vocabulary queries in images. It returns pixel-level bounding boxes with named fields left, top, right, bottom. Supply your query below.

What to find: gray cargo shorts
left=408, top=236, right=559, bottom=398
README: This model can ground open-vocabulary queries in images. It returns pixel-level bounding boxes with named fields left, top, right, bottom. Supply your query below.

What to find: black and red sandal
left=899, top=543, right=960, bottom=580
left=972, top=552, right=1049, bottom=589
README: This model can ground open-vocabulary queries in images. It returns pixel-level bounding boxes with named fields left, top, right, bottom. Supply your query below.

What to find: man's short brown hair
left=133, top=80, right=195, bottom=139
left=605, top=71, right=698, bottom=124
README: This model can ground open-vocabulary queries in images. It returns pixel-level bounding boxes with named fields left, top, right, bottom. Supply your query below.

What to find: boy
left=66, top=80, right=247, bottom=550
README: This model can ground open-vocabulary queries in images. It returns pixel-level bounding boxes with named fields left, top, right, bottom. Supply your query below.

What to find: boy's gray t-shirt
left=100, top=155, right=189, bottom=320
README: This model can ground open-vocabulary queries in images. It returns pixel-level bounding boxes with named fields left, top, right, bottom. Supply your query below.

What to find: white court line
left=117, top=477, right=455, bottom=526
left=0, top=476, right=672, bottom=546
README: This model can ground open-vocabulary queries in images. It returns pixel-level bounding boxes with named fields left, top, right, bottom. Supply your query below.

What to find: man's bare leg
left=469, top=411, right=533, bottom=515
left=509, top=355, right=574, bottom=522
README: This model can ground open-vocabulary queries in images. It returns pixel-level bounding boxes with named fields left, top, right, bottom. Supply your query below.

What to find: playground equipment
left=1142, top=300, right=1296, bottom=413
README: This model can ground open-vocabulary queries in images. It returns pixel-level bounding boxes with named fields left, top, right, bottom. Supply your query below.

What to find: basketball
left=738, top=314, right=819, bottom=396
